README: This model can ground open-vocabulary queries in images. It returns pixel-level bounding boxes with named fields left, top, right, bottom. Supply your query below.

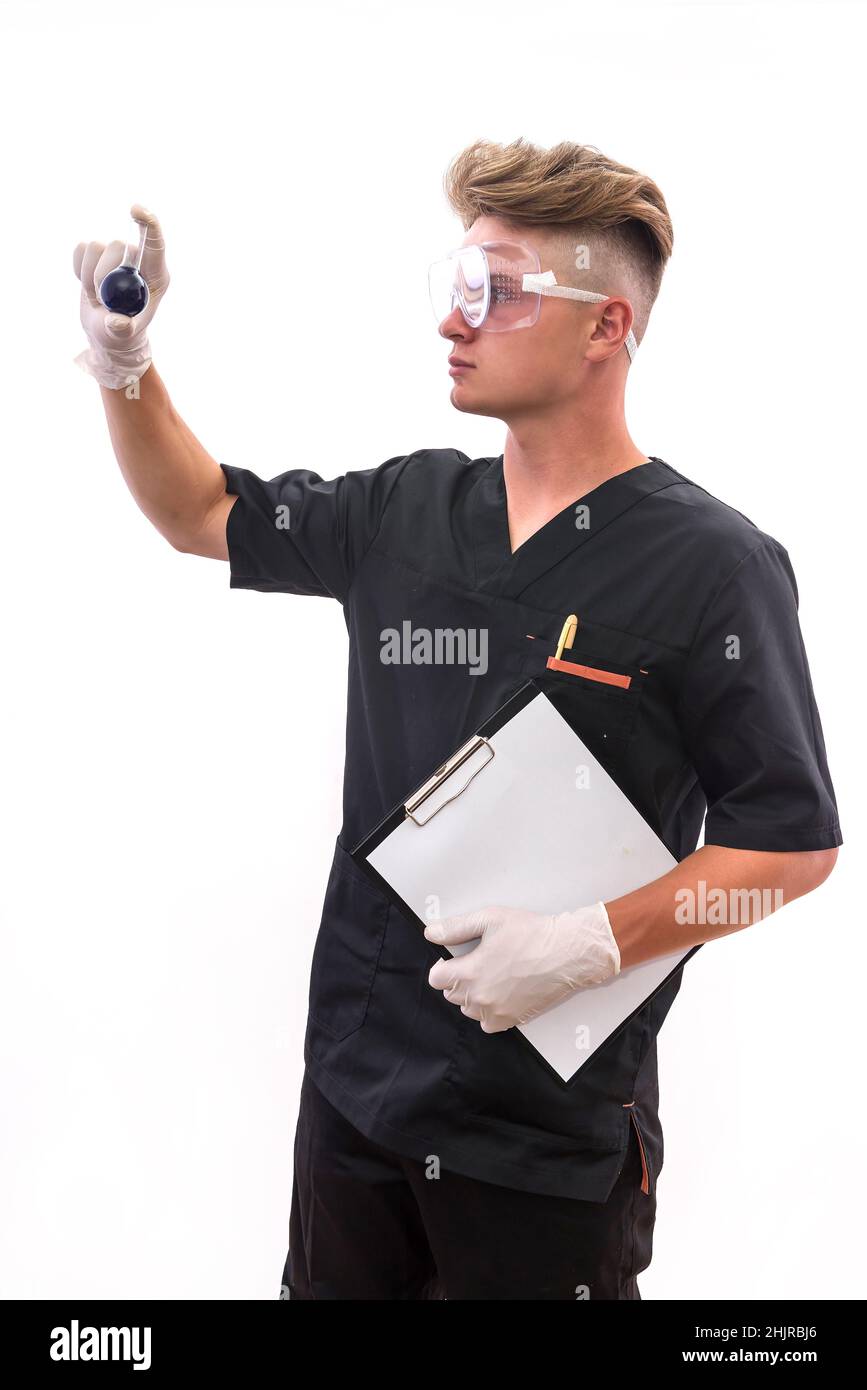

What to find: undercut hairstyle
left=442, top=137, right=674, bottom=350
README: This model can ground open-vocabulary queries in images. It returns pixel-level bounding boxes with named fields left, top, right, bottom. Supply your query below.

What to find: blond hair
left=442, top=137, right=673, bottom=348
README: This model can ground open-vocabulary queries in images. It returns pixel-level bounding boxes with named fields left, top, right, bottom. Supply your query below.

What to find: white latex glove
left=424, top=902, right=621, bottom=1033
left=72, top=203, right=170, bottom=389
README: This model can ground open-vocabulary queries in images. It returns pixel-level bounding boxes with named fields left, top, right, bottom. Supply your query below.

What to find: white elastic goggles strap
left=522, top=270, right=638, bottom=362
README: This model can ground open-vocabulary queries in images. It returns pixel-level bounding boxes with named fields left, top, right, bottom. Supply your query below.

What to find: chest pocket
left=519, top=636, right=647, bottom=768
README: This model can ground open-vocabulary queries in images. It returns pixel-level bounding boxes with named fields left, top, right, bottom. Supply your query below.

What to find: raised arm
left=96, top=361, right=234, bottom=559
left=72, top=204, right=234, bottom=560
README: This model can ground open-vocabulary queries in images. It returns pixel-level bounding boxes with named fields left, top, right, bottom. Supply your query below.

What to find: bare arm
left=99, top=361, right=235, bottom=559
left=605, top=844, right=839, bottom=969
left=74, top=207, right=233, bottom=558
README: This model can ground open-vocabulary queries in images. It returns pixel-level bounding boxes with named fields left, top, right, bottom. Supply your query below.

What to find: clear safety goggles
left=428, top=239, right=637, bottom=361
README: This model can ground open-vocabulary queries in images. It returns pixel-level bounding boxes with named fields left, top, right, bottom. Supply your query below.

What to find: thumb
left=424, top=909, right=490, bottom=946
left=103, top=314, right=136, bottom=340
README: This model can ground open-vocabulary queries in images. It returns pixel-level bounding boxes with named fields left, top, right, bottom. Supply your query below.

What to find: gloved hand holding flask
left=72, top=203, right=170, bottom=390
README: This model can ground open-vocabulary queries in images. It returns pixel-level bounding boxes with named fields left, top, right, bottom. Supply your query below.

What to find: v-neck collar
left=470, top=454, right=681, bottom=600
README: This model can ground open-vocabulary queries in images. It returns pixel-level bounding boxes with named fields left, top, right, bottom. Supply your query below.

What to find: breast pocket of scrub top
left=307, top=839, right=390, bottom=1042
left=520, top=638, right=647, bottom=770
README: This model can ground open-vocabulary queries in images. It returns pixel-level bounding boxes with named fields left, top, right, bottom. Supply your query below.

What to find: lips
left=448, top=356, right=474, bottom=367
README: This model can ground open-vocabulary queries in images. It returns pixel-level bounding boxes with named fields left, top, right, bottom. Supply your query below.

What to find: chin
left=450, top=388, right=498, bottom=419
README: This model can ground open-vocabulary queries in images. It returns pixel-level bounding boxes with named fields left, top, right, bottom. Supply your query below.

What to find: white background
left=0, top=0, right=863, bottom=1299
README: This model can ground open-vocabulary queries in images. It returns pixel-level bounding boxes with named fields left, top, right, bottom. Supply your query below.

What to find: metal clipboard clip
left=404, top=734, right=495, bottom=828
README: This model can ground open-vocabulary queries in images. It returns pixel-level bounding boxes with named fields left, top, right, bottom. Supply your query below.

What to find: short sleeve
left=219, top=453, right=414, bottom=602
left=676, top=539, right=843, bottom=852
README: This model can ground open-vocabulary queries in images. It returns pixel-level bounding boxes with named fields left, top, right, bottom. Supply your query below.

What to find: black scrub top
left=220, top=451, right=842, bottom=1202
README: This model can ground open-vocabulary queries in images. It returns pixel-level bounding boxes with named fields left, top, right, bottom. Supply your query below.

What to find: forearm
left=98, top=361, right=227, bottom=549
left=605, top=844, right=838, bottom=969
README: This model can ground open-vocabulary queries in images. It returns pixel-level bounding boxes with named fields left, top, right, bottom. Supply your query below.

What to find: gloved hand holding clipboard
left=350, top=675, right=700, bottom=1086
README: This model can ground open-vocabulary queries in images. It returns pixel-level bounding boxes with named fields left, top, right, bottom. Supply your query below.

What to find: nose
left=438, top=305, right=478, bottom=342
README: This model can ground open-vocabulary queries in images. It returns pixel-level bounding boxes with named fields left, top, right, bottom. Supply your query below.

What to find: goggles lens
left=428, top=240, right=542, bottom=331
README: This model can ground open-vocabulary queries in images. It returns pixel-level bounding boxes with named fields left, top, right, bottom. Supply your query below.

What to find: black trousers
left=281, top=1068, right=656, bottom=1300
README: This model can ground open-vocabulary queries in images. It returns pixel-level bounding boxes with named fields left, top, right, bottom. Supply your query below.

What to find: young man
left=73, top=138, right=842, bottom=1300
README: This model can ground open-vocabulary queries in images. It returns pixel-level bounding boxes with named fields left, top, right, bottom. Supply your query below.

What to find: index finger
left=129, top=203, right=167, bottom=283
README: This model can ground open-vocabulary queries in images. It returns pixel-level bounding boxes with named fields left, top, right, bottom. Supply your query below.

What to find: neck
left=501, top=410, right=649, bottom=553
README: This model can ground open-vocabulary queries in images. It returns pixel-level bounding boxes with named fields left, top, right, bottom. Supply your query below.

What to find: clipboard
left=350, top=677, right=700, bottom=1085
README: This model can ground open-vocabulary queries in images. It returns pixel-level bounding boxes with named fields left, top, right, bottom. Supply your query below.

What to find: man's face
left=435, top=216, right=602, bottom=422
